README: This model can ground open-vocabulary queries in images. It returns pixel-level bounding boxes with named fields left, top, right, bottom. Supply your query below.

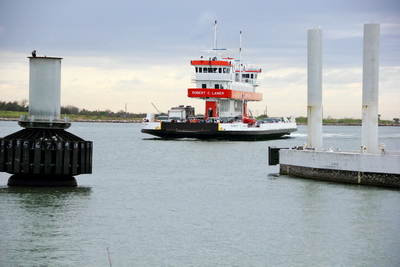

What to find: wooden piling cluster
left=0, top=128, right=92, bottom=177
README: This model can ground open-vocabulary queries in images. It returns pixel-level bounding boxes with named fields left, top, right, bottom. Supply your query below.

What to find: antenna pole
left=240, top=31, right=244, bottom=118
left=239, top=30, right=242, bottom=82
left=214, top=20, right=217, bottom=50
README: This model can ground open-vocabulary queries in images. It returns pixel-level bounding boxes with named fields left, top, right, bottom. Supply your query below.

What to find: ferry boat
left=142, top=21, right=297, bottom=140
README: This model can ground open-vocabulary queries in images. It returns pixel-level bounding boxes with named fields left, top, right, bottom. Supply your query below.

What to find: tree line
left=1, top=100, right=398, bottom=122
left=0, top=100, right=28, bottom=112
left=0, top=100, right=147, bottom=119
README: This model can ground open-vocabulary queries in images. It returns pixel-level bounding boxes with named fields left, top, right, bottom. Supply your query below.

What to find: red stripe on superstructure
left=188, top=88, right=262, bottom=101
left=191, top=60, right=233, bottom=66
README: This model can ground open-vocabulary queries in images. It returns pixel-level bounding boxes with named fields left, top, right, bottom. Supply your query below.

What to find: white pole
left=29, top=57, right=63, bottom=122
left=307, top=27, right=323, bottom=150
left=362, top=23, right=380, bottom=154
left=213, top=20, right=217, bottom=52
left=240, top=31, right=245, bottom=117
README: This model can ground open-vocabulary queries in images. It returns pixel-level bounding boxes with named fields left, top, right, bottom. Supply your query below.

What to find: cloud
left=190, top=10, right=217, bottom=42
left=112, top=79, right=143, bottom=91
left=324, top=69, right=362, bottom=85
left=0, top=0, right=398, bottom=119
left=263, top=70, right=306, bottom=85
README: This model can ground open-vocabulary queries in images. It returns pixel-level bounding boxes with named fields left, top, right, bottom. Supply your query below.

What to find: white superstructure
left=188, top=22, right=262, bottom=119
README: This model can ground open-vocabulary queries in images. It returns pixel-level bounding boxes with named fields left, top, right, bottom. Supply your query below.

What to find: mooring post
left=0, top=55, right=93, bottom=186
left=307, top=27, right=323, bottom=150
left=361, top=23, right=380, bottom=154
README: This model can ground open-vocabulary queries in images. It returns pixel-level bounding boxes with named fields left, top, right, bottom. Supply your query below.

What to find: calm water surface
left=1, top=121, right=399, bottom=266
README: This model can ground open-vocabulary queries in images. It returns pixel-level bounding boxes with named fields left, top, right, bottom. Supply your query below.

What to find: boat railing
left=234, top=77, right=260, bottom=86
left=192, top=73, right=232, bottom=82
left=244, top=68, right=262, bottom=72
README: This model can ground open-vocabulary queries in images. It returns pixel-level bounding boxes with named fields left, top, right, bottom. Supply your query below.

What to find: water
left=1, top=121, right=400, bottom=266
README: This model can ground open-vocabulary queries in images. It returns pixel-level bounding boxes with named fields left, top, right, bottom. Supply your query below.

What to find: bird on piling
left=32, top=50, right=36, bottom=57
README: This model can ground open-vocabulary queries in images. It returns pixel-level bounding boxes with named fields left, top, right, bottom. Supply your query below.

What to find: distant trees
left=1, top=101, right=398, bottom=123
left=60, top=106, right=146, bottom=119
left=0, top=101, right=148, bottom=118
left=61, top=105, right=79, bottom=115
left=20, top=99, right=28, bottom=108
left=0, top=100, right=28, bottom=112
left=73, top=108, right=145, bottom=119
left=257, top=114, right=268, bottom=119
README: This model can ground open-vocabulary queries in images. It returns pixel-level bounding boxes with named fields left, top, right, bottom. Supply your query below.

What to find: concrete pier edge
left=280, top=163, right=400, bottom=188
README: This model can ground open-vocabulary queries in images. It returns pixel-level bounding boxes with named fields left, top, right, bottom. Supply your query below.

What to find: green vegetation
left=0, top=100, right=28, bottom=112
left=0, top=110, right=28, bottom=119
left=0, top=110, right=147, bottom=121
left=277, top=116, right=396, bottom=125
left=0, top=100, right=398, bottom=124
left=0, top=101, right=146, bottom=121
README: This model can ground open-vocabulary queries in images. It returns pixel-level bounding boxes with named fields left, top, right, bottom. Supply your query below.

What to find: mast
left=213, top=20, right=218, bottom=59
left=240, top=31, right=244, bottom=118
left=214, top=20, right=217, bottom=50
left=239, top=30, right=242, bottom=80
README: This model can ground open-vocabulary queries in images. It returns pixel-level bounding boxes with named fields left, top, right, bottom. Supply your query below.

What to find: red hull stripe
left=187, top=88, right=262, bottom=101
left=191, top=60, right=233, bottom=66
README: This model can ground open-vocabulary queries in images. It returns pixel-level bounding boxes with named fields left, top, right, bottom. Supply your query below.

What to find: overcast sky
left=1, top=0, right=399, bottom=119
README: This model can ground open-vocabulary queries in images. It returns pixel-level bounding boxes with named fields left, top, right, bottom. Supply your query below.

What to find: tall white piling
left=362, top=23, right=380, bottom=154
left=29, top=57, right=63, bottom=122
left=307, top=27, right=323, bottom=150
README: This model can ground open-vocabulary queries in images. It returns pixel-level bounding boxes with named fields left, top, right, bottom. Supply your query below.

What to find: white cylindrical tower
left=3, top=55, right=92, bottom=187
left=362, top=23, right=380, bottom=154
left=307, top=27, right=323, bottom=150
left=29, top=57, right=62, bottom=122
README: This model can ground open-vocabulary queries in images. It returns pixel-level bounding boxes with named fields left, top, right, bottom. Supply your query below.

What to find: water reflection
left=1, top=186, right=91, bottom=200
left=1, top=122, right=400, bottom=266
left=0, top=186, right=91, bottom=266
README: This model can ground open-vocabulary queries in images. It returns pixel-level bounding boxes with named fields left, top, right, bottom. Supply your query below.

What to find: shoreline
left=0, top=118, right=399, bottom=126
left=296, top=123, right=400, bottom=126
left=0, top=118, right=142, bottom=123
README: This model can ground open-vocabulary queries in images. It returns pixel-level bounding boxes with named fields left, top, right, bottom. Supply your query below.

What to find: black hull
left=142, top=130, right=291, bottom=140
left=142, top=124, right=296, bottom=141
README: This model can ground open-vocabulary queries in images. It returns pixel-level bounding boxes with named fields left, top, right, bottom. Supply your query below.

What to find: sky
left=0, top=0, right=399, bottom=119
